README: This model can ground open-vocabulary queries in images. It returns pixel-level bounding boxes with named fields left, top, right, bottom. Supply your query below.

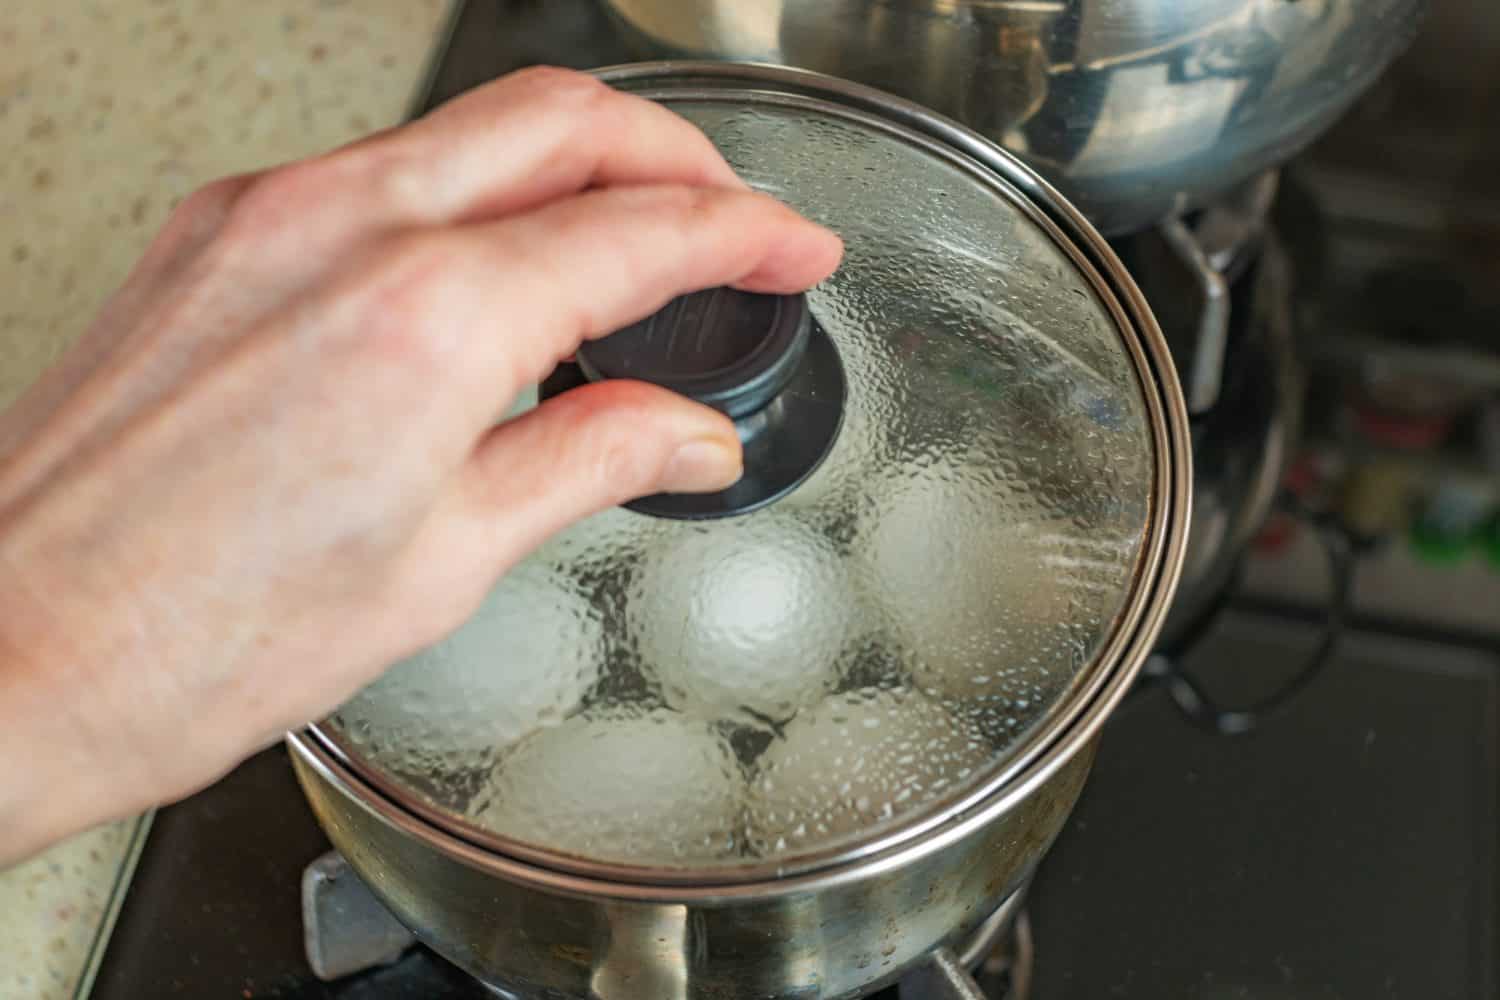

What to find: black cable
left=1141, top=492, right=1360, bottom=735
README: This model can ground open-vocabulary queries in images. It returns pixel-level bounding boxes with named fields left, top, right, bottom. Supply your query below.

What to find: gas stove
left=84, top=2, right=1500, bottom=997
left=87, top=613, right=1498, bottom=999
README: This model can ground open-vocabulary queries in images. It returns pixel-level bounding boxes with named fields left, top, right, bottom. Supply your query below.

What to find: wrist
left=0, top=597, right=149, bottom=866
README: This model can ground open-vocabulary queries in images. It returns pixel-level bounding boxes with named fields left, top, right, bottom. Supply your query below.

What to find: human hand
left=0, top=67, right=842, bottom=864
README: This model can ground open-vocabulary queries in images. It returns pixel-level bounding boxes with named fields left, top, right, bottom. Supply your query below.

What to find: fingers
left=457, top=380, right=742, bottom=568
left=388, top=67, right=747, bottom=222
left=327, top=183, right=843, bottom=433
left=233, top=67, right=748, bottom=247
left=489, top=183, right=843, bottom=363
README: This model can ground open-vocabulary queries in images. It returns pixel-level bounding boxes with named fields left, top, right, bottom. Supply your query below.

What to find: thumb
left=462, top=379, right=742, bottom=563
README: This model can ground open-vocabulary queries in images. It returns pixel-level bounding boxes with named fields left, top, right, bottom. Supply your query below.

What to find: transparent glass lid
left=325, top=93, right=1157, bottom=876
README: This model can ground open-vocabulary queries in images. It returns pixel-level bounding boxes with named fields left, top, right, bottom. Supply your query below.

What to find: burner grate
left=299, top=850, right=1031, bottom=999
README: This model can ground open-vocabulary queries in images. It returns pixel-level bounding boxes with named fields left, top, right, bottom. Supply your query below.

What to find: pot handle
left=540, top=287, right=846, bottom=520
left=899, top=947, right=988, bottom=1000
left=1159, top=214, right=1230, bottom=416
left=302, top=851, right=416, bottom=981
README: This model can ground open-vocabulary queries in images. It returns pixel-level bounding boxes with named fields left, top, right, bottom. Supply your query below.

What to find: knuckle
left=179, top=176, right=249, bottom=220
left=154, top=175, right=252, bottom=248
left=669, top=184, right=732, bottom=231
left=662, top=185, right=735, bottom=256
left=259, top=158, right=341, bottom=203
left=220, top=158, right=344, bottom=239
left=350, top=233, right=467, bottom=367
left=367, top=149, right=433, bottom=219
left=576, top=384, right=668, bottom=491
left=512, top=65, right=613, bottom=109
left=594, top=430, right=657, bottom=497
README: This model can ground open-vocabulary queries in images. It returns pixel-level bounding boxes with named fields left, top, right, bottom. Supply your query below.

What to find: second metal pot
left=601, top=0, right=1425, bottom=235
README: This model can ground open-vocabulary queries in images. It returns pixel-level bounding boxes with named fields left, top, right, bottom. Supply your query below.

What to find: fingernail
left=661, top=437, right=742, bottom=494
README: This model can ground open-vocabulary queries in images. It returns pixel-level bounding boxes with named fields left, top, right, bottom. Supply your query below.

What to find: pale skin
left=0, top=67, right=843, bottom=866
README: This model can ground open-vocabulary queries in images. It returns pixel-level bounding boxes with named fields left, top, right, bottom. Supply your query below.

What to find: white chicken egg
left=626, top=514, right=856, bottom=724
left=746, top=687, right=994, bottom=858
left=333, top=560, right=604, bottom=767
left=468, top=707, right=747, bottom=866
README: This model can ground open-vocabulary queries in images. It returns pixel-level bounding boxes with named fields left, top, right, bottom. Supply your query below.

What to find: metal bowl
left=601, top=0, right=1425, bottom=235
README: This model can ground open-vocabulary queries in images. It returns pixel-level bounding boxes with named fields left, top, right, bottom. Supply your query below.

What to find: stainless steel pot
left=291, top=733, right=1093, bottom=998
left=287, top=63, right=1191, bottom=1000
left=600, top=0, right=1425, bottom=235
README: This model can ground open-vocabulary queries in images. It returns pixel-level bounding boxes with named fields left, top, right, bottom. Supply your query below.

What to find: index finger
left=260, top=67, right=747, bottom=237
left=400, top=67, right=749, bottom=219
left=322, top=183, right=844, bottom=437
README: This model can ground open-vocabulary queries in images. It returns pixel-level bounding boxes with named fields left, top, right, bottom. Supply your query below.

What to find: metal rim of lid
left=300, top=61, right=1193, bottom=893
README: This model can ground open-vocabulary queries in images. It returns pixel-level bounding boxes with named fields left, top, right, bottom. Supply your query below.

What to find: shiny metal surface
left=954, top=889, right=1026, bottom=971
left=301, top=852, right=416, bottom=981
left=1151, top=231, right=1300, bottom=648
left=295, top=847, right=1031, bottom=995
left=291, top=733, right=1090, bottom=999
left=600, top=0, right=1424, bottom=235
left=1160, top=215, right=1231, bottom=416
left=288, top=64, right=1192, bottom=1000
left=898, top=948, right=987, bottom=1000
left=975, top=909, right=1032, bottom=1000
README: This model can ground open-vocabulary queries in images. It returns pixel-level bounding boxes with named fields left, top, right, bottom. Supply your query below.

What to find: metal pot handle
left=1158, top=171, right=1280, bottom=417
left=302, top=851, right=416, bottom=981
left=899, top=905, right=1033, bottom=999
left=900, top=948, right=988, bottom=1000
left=1159, top=214, right=1230, bottom=416
left=303, top=847, right=1040, bottom=996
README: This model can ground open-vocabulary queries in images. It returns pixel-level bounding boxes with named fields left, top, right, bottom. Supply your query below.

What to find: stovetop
left=86, top=3, right=1500, bottom=997
left=89, top=611, right=1499, bottom=999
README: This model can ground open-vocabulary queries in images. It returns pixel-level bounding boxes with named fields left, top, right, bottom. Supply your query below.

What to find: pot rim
left=297, top=60, right=1193, bottom=892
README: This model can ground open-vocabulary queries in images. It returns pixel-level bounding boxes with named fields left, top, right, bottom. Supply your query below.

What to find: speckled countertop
left=0, top=2, right=451, bottom=997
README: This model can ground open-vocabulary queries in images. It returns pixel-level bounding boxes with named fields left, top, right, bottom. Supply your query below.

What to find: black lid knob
left=577, top=288, right=810, bottom=421
left=542, top=288, right=845, bottom=520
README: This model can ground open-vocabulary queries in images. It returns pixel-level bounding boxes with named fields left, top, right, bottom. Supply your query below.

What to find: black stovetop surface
left=88, top=745, right=480, bottom=999
left=86, top=3, right=1500, bottom=996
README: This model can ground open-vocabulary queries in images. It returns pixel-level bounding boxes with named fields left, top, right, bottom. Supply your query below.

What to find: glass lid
left=321, top=79, right=1167, bottom=879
